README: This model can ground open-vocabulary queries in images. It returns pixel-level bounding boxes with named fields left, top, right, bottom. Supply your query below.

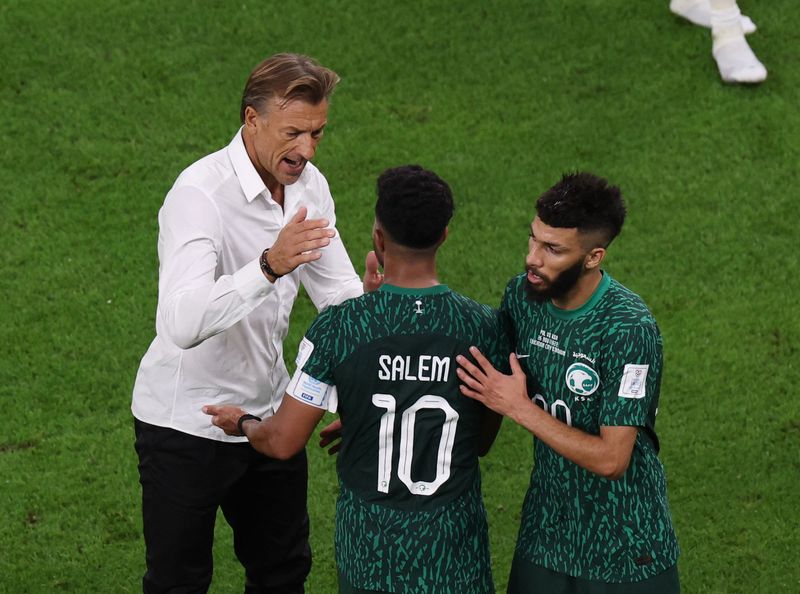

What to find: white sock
left=670, top=0, right=756, bottom=34
left=711, top=7, right=767, bottom=83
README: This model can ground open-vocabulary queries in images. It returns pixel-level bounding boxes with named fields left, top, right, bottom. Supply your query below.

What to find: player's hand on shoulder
left=456, top=349, right=529, bottom=419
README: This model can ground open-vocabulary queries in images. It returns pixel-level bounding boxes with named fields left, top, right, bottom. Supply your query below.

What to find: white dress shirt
left=132, top=129, right=363, bottom=442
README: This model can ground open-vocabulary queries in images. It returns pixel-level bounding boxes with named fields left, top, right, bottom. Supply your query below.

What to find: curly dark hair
left=375, top=165, right=454, bottom=249
left=536, top=172, right=627, bottom=247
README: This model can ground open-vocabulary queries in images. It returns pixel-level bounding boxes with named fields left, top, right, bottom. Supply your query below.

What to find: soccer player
left=671, top=0, right=766, bottom=84
left=457, top=173, right=681, bottom=593
left=204, top=165, right=510, bottom=594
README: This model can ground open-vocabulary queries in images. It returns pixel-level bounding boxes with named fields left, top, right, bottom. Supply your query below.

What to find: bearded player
left=457, top=173, right=680, bottom=593
left=205, top=165, right=509, bottom=593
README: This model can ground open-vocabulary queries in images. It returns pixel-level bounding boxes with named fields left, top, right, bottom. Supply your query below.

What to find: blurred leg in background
left=671, top=0, right=767, bottom=84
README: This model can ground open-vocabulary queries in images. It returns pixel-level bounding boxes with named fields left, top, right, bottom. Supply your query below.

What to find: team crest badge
left=565, top=362, right=600, bottom=396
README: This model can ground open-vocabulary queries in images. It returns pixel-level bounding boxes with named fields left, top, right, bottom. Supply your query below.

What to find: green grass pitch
left=1, top=1, right=798, bottom=592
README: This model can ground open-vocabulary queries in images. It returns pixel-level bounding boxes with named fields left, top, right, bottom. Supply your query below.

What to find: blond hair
left=240, top=53, right=340, bottom=123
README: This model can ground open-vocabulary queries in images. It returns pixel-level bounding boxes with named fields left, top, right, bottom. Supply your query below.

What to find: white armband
left=286, top=337, right=339, bottom=412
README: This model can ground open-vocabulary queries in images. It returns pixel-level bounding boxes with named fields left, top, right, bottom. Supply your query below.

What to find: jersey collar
left=545, top=272, right=612, bottom=320
left=378, top=283, right=450, bottom=296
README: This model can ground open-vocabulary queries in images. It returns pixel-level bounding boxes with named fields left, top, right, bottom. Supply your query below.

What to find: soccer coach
left=131, top=53, right=380, bottom=593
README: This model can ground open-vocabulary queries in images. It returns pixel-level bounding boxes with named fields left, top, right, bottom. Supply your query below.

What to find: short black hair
left=375, top=165, right=454, bottom=249
left=536, top=172, right=626, bottom=246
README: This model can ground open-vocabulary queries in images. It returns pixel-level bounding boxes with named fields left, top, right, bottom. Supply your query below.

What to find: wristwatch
left=237, top=414, right=262, bottom=436
left=259, top=248, right=283, bottom=279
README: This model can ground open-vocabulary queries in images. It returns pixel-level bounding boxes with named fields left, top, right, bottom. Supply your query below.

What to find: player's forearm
left=510, top=403, right=631, bottom=479
left=242, top=416, right=303, bottom=460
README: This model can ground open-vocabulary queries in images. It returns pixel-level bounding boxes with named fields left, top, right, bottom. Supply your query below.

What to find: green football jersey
left=501, top=272, right=679, bottom=583
left=288, top=284, right=510, bottom=593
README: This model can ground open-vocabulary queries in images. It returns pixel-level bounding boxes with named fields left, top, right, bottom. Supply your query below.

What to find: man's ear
left=243, top=105, right=261, bottom=131
left=373, top=226, right=385, bottom=253
left=584, top=246, right=606, bottom=271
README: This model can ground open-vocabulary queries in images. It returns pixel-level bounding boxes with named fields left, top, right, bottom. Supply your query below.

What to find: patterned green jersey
left=286, top=284, right=510, bottom=593
left=501, top=272, right=679, bottom=583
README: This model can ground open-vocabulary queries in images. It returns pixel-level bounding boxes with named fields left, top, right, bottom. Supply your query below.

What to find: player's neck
left=381, top=253, right=440, bottom=289
left=550, top=269, right=603, bottom=311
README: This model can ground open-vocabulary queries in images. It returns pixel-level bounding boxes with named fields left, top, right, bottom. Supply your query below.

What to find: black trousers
left=134, top=419, right=311, bottom=594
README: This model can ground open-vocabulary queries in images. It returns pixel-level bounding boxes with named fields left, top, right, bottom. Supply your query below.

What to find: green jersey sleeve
left=285, top=307, right=339, bottom=411
left=598, top=321, right=663, bottom=427
left=296, top=306, right=338, bottom=383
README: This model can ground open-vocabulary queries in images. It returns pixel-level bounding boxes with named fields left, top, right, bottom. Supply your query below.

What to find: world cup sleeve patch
left=287, top=366, right=335, bottom=410
left=291, top=371, right=334, bottom=409
left=286, top=337, right=335, bottom=410
left=618, top=364, right=649, bottom=399
left=295, top=337, right=314, bottom=369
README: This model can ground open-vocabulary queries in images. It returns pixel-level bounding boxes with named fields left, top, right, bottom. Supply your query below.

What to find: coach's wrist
left=237, top=413, right=262, bottom=436
left=259, top=248, right=283, bottom=282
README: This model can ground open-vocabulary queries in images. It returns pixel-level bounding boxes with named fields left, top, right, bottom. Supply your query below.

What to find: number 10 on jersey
left=372, top=393, right=459, bottom=497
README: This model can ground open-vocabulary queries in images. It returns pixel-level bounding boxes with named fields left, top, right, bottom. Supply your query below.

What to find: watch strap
left=260, top=248, right=284, bottom=279
left=237, top=413, right=262, bottom=436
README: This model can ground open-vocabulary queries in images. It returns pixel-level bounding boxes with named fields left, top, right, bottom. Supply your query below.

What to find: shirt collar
left=228, top=126, right=312, bottom=205
left=228, top=127, right=266, bottom=203
left=378, top=284, right=451, bottom=296
left=545, top=271, right=612, bottom=320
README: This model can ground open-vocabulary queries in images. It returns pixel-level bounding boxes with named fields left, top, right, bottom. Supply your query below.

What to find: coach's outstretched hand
left=457, top=348, right=530, bottom=421
left=363, top=250, right=384, bottom=293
